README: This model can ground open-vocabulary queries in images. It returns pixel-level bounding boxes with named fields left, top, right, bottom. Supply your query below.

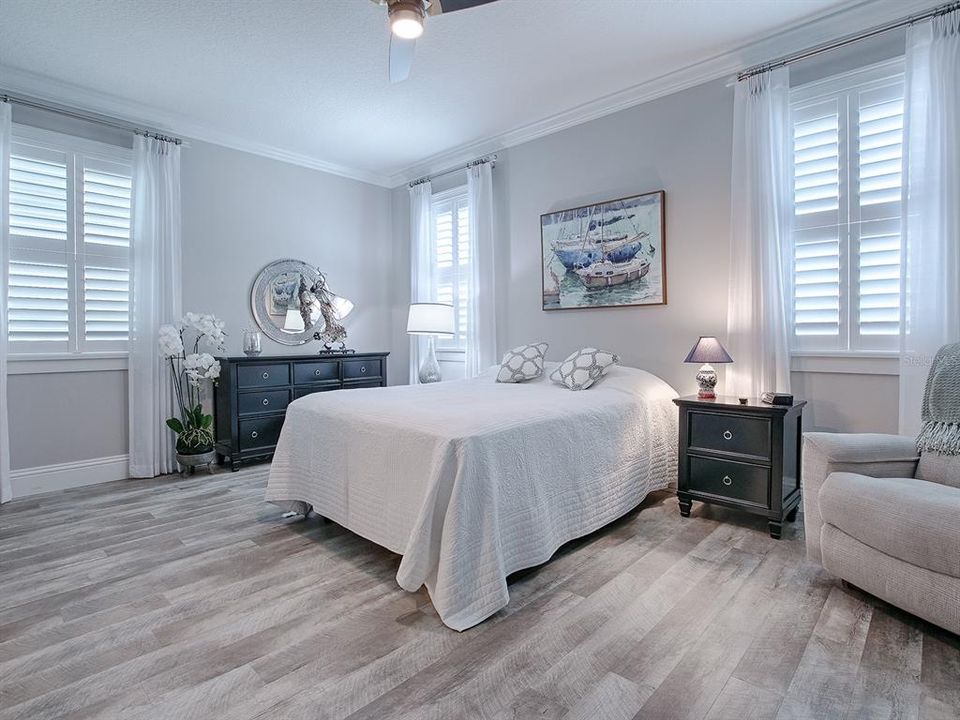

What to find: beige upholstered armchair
left=802, top=345, right=960, bottom=636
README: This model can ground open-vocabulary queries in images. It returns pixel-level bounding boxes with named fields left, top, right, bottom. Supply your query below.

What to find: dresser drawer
left=688, top=456, right=769, bottom=507
left=294, top=384, right=338, bottom=400
left=689, top=411, right=770, bottom=459
left=237, top=363, right=290, bottom=389
left=238, top=415, right=284, bottom=451
left=238, top=389, right=289, bottom=416
left=343, top=358, right=381, bottom=380
left=293, top=361, right=339, bottom=385
left=342, top=380, right=382, bottom=390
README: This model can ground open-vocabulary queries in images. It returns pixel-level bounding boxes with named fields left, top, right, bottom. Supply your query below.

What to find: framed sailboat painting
left=540, top=190, right=666, bottom=310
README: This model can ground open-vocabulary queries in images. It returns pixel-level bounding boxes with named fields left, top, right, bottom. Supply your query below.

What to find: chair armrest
left=802, top=433, right=919, bottom=564
left=804, top=432, right=919, bottom=465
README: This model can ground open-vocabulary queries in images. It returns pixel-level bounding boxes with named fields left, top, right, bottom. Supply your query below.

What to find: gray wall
left=392, top=76, right=900, bottom=434
left=8, top=371, right=129, bottom=468
left=9, top=140, right=395, bottom=471
left=179, top=140, right=394, bottom=360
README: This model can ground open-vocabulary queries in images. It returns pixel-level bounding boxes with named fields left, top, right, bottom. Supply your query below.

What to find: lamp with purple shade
left=683, top=336, right=733, bottom=399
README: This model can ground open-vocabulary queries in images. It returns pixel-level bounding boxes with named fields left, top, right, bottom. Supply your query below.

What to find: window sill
left=7, top=353, right=129, bottom=375
left=437, top=349, right=466, bottom=362
left=790, top=352, right=899, bottom=376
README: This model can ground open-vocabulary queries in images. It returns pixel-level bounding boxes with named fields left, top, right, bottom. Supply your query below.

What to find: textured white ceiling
left=1, top=0, right=857, bottom=181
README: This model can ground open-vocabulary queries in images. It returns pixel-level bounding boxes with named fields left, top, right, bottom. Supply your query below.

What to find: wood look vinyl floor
left=1, top=467, right=958, bottom=720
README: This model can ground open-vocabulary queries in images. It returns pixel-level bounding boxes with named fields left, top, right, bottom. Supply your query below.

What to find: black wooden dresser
left=673, top=395, right=805, bottom=538
left=214, top=352, right=389, bottom=470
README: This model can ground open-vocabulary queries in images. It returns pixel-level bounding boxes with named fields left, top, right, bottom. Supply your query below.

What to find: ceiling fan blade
left=429, top=0, right=499, bottom=14
left=389, top=33, right=416, bottom=83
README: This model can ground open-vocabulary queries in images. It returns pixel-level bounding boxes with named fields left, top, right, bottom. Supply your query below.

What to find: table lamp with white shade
left=407, top=302, right=454, bottom=383
left=683, top=336, right=733, bottom=399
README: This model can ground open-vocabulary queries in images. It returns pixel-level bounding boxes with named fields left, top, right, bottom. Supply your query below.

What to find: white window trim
left=789, top=57, right=906, bottom=364
left=7, top=353, right=129, bottom=375
left=7, top=123, right=133, bottom=361
left=790, top=351, right=899, bottom=376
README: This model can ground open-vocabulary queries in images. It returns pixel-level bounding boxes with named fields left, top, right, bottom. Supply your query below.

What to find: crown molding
left=387, top=0, right=940, bottom=186
left=0, top=65, right=395, bottom=187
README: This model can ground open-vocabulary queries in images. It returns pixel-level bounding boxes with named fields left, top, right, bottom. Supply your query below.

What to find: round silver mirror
left=250, top=259, right=325, bottom=346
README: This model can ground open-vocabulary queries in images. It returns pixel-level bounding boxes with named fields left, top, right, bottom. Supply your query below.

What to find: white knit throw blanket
left=917, top=342, right=960, bottom=455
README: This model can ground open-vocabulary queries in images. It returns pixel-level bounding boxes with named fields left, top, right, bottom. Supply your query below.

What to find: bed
left=265, top=362, right=678, bottom=630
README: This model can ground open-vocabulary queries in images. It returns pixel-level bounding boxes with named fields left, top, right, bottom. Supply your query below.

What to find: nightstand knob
left=722, top=475, right=732, bottom=486
left=360, top=366, right=367, bottom=374
left=315, top=369, right=322, bottom=376
left=251, top=430, right=259, bottom=439
left=262, top=372, right=269, bottom=380
left=723, top=430, right=733, bottom=440
left=262, top=398, right=269, bottom=406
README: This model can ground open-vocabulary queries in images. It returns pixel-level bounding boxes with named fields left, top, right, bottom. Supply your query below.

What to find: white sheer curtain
left=725, top=67, right=793, bottom=399
left=409, top=180, right=433, bottom=384
left=129, top=135, right=182, bottom=477
left=465, top=161, right=497, bottom=378
left=0, top=102, right=11, bottom=503
left=899, top=9, right=960, bottom=436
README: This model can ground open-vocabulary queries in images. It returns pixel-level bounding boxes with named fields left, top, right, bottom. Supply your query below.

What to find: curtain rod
left=409, top=154, right=497, bottom=188
left=0, top=92, right=183, bottom=145
left=737, top=1, right=960, bottom=81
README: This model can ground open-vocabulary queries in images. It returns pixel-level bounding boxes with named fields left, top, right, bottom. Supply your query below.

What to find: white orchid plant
left=159, top=313, right=227, bottom=454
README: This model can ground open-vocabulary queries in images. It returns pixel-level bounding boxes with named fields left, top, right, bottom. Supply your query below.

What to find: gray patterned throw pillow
left=550, top=348, right=620, bottom=390
left=496, top=342, right=550, bottom=383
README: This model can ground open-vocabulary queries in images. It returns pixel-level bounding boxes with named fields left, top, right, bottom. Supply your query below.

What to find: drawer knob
left=315, top=369, right=322, bottom=376
left=723, top=430, right=733, bottom=440
left=251, top=430, right=259, bottom=439
left=262, top=398, right=269, bottom=406
left=722, top=475, right=732, bottom=486
left=360, top=366, right=367, bottom=374
left=262, top=372, right=269, bottom=380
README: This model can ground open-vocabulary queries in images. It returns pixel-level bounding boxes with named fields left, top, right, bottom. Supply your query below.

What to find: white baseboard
left=11, top=454, right=129, bottom=499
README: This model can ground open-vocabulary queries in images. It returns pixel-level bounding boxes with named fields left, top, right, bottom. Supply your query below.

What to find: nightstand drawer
left=238, top=389, right=289, bottom=416
left=688, top=456, right=769, bottom=507
left=238, top=363, right=290, bottom=389
left=689, top=411, right=770, bottom=459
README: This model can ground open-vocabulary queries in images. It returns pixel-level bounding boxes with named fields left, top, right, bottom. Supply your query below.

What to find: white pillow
left=496, top=342, right=550, bottom=383
left=550, top=348, right=620, bottom=390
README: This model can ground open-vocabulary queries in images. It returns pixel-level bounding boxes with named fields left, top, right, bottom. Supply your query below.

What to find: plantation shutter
left=853, top=81, right=903, bottom=347
left=7, top=146, right=72, bottom=350
left=792, top=98, right=843, bottom=348
left=6, top=131, right=132, bottom=354
left=81, top=157, right=132, bottom=348
left=789, top=64, right=904, bottom=353
left=431, top=190, right=470, bottom=350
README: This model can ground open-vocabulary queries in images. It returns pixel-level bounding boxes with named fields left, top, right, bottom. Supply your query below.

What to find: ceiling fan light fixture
left=389, top=1, right=424, bottom=39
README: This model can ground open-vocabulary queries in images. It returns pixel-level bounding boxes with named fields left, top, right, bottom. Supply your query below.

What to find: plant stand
left=176, top=450, right=217, bottom=478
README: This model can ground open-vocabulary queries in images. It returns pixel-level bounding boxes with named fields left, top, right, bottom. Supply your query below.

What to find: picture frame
left=540, top=189, right=666, bottom=311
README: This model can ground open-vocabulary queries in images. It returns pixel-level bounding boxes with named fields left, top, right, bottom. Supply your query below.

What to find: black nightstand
left=673, top=395, right=806, bottom=538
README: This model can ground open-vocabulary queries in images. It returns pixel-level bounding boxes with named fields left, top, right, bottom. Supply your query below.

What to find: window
left=431, top=187, right=470, bottom=351
left=790, top=62, right=904, bottom=353
left=7, top=127, right=132, bottom=355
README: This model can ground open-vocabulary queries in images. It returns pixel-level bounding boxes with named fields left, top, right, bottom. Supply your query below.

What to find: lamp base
left=418, top=336, right=442, bottom=384
left=696, top=363, right=718, bottom=399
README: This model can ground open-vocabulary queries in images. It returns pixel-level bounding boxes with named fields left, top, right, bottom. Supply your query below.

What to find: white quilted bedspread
left=265, top=363, right=678, bottom=630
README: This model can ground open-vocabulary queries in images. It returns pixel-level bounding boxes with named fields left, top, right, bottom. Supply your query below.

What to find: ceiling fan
left=371, top=0, right=500, bottom=83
